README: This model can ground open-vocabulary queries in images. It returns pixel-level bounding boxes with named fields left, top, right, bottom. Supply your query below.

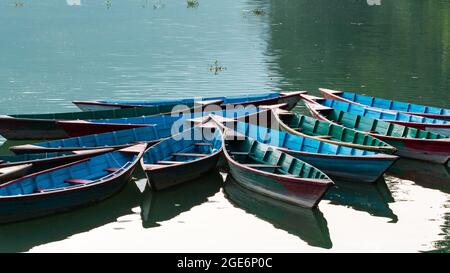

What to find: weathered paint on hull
left=228, top=161, right=331, bottom=208
left=145, top=153, right=221, bottom=191
left=0, top=116, right=69, bottom=140
left=57, top=121, right=150, bottom=137
left=0, top=167, right=135, bottom=224
left=283, top=151, right=396, bottom=183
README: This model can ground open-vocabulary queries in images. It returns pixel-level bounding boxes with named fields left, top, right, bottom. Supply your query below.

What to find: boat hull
left=227, top=161, right=331, bottom=208
left=0, top=164, right=136, bottom=224
left=144, top=153, right=221, bottom=191
left=0, top=116, right=69, bottom=140
left=74, top=92, right=303, bottom=112
left=57, top=121, right=150, bottom=137
left=281, top=150, right=396, bottom=183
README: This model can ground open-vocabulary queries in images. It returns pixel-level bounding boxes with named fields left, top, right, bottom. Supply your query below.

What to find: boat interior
left=225, top=135, right=327, bottom=180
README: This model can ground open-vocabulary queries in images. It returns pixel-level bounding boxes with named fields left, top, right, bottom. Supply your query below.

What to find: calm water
left=0, top=0, right=449, bottom=252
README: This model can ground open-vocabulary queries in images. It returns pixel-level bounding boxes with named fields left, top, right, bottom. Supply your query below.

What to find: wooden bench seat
left=172, top=152, right=207, bottom=157
left=65, top=179, right=93, bottom=185
left=156, top=160, right=183, bottom=165
left=105, top=168, right=120, bottom=172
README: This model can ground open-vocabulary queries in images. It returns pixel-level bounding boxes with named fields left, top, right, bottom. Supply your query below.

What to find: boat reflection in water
left=140, top=171, right=223, bottom=228
left=223, top=175, right=332, bottom=249
left=0, top=180, right=144, bottom=253
left=324, top=178, right=398, bottom=222
left=387, top=159, right=450, bottom=194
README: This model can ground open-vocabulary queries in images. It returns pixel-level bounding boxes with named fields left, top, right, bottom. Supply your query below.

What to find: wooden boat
left=0, top=103, right=186, bottom=140
left=320, top=88, right=450, bottom=121
left=223, top=175, right=332, bottom=248
left=0, top=149, right=113, bottom=183
left=220, top=128, right=334, bottom=208
left=0, top=144, right=146, bottom=224
left=9, top=125, right=166, bottom=154
left=0, top=164, right=33, bottom=185
left=272, top=109, right=397, bottom=154
left=55, top=106, right=263, bottom=137
left=305, top=94, right=450, bottom=136
left=73, top=91, right=305, bottom=111
left=141, top=126, right=223, bottom=191
left=302, top=96, right=450, bottom=164
left=212, top=116, right=398, bottom=183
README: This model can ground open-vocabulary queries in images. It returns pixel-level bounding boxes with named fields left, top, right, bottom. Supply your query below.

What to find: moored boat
left=0, top=149, right=113, bottom=183
left=220, top=129, right=334, bottom=208
left=55, top=106, right=263, bottom=137
left=320, top=88, right=450, bottom=121
left=272, top=109, right=396, bottom=154
left=211, top=116, right=398, bottom=183
left=303, top=94, right=450, bottom=136
left=73, top=91, right=305, bottom=111
left=0, top=144, right=146, bottom=224
left=302, top=96, right=450, bottom=164
left=141, top=125, right=223, bottom=191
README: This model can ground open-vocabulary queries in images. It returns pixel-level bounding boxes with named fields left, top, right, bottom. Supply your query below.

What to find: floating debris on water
left=187, top=0, right=199, bottom=9
left=209, top=60, right=226, bottom=75
left=252, top=8, right=266, bottom=16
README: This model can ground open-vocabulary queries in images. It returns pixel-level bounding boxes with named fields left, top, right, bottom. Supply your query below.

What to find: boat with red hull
left=301, top=95, right=450, bottom=164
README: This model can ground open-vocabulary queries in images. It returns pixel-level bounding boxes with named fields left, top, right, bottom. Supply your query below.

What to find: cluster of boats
left=0, top=89, right=448, bottom=224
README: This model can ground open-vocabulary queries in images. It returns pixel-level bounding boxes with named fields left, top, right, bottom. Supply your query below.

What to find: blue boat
left=141, top=126, right=223, bottom=191
left=56, top=106, right=263, bottom=137
left=72, top=91, right=304, bottom=111
left=306, top=94, right=450, bottom=136
left=211, top=116, right=398, bottom=183
left=320, top=88, right=450, bottom=121
left=0, top=149, right=113, bottom=184
left=10, top=108, right=264, bottom=154
left=0, top=144, right=146, bottom=224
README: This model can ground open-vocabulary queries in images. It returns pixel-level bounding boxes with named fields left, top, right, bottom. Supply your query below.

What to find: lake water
left=0, top=0, right=449, bottom=252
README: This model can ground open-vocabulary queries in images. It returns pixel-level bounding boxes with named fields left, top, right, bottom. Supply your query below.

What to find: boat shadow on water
left=324, top=177, right=398, bottom=222
left=223, top=175, right=332, bottom=249
left=0, top=179, right=144, bottom=253
left=387, top=158, right=450, bottom=194
left=140, top=171, right=223, bottom=228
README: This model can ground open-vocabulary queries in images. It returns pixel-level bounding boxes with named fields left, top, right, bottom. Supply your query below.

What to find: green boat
left=221, top=130, right=334, bottom=208
left=273, top=109, right=397, bottom=154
